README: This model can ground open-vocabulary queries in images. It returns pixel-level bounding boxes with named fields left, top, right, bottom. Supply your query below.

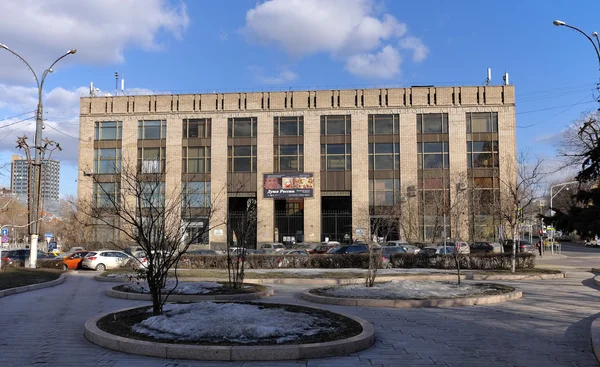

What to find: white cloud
left=399, top=36, right=429, bottom=62
left=345, top=46, right=401, bottom=79
left=243, top=0, right=427, bottom=79
left=0, top=0, right=189, bottom=82
left=253, top=69, right=298, bottom=85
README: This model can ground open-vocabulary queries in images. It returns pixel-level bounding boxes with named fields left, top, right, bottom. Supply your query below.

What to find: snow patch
left=132, top=302, right=332, bottom=343
left=122, top=281, right=222, bottom=295
left=322, top=280, right=499, bottom=300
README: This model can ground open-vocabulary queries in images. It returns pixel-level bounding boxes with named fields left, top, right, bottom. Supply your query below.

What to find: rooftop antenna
left=121, top=76, right=126, bottom=95
left=485, top=68, right=491, bottom=86
left=90, top=82, right=96, bottom=97
left=503, top=72, right=510, bottom=85
left=114, top=72, right=119, bottom=96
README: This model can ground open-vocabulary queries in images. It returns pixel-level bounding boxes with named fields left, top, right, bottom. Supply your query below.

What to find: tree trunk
left=455, top=255, right=461, bottom=286
left=511, top=226, right=517, bottom=273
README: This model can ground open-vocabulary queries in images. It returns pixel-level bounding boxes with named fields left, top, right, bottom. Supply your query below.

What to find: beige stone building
left=78, top=85, right=515, bottom=246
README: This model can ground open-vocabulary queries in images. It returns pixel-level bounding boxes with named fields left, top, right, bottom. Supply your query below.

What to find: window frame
left=274, top=144, right=304, bottom=172
left=228, top=117, right=257, bottom=138
left=417, top=113, right=448, bottom=134
left=182, top=181, right=211, bottom=208
left=138, top=120, right=167, bottom=140
left=320, top=115, right=351, bottom=135
left=274, top=116, right=304, bottom=137
left=183, top=118, right=211, bottom=139
left=182, top=146, right=211, bottom=173
left=417, top=142, right=449, bottom=170
left=466, top=112, right=499, bottom=133
left=138, top=147, right=166, bottom=173
left=368, top=114, right=400, bottom=135
left=94, top=148, right=122, bottom=174
left=321, top=143, right=351, bottom=171
left=228, top=145, right=257, bottom=172
left=368, top=143, right=400, bottom=170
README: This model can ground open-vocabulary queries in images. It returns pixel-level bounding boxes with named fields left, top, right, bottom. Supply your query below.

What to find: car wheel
left=95, top=263, right=106, bottom=272
left=61, top=263, right=68, bottom=271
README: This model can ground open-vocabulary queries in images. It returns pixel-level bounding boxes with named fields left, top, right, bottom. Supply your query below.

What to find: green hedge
left=179, top=253, right=535, bottom=270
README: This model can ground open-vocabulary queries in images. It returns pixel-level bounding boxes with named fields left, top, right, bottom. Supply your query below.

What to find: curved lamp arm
left=0, top=43, right=40, bottom=88
left=40, top=49, right=77, bottom=94
left=554, top=20, right=600, bottom=69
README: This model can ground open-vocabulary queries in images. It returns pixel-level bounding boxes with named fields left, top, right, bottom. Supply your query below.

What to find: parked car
left=259, top=243, right=286, bottom=254
left=277, top=249, right=309, bottom=268
left=502, top=239, right=535, bottom=253
left=293, top=243, right=320, bottom=252
left=327, top=244, right=369, bottom=254
left=410, top=242, right=429, bottom=249
left=81, top=250, right=135, bottom=271
left=309, top=245, right=333, bottom=254
left=385, top=240, right=410, bottom=247
left=1, top=249, right=54, bottom=267
left=187, top=249, right=218, bottom=255
left=381, top=246, right=407, bottom=268
left=69, top=247, right=85, bottom=252
left=436, top=241, right=470, bottom=254
left=585, top=236, right=600, bottom=248
left=471, top=241, right=503, bottom=254
left=55, top=250, right=90, bottom=270
left=421, top=246, right=455, bottom=255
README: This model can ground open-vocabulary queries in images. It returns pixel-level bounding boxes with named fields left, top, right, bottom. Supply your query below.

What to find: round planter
left=84, top=304, right=374, bottom=361
left=106, top=283, right=274, bottom=301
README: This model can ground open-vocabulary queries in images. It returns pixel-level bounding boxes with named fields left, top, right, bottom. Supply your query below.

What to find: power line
left=517, top=96, right=594, bottom=128
left=0, top=111, right=36, bottom=122
left=0, top=116, right=36, bottom=129
left=516, top=99, right=595, bottom=115
left=43, top=123, right=84, bottom=141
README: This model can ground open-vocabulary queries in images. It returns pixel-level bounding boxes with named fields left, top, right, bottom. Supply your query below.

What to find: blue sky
left=0, top=0, right=599, bottom=198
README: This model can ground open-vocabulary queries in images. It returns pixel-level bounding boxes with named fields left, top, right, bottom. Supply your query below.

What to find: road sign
left=1, top=228, right=8, bottom=236
left=1, top=236, right=9, bottom=243
left=45, top=232, right=53, bottom=238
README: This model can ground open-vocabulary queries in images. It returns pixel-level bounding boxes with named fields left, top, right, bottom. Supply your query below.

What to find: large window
left=467, top=112, right=498, bottom=133
left=138, top=147, right=166, bottom=173
left=419, top=178, right=449, bottom=241
left=183, top=118, right=211, bottom=138
left=369, top=143, right=400, bottom=170
left=183, top=182, right=211, bottom=208
left=321, top=115, right=351, bottom=135
left=275, top=144, right=303, bottom=172
left=274, top=116, right=303, bottom=136
left=369, top=179, right=400, bottom=207
left=321, top=144, right=351, bottom=171
left=94, top=148, right=121, bottom=174
left=467, top=141, right=499, bottom=168
left=228, top=117, right=257, bottom=137
left=183, top=146, right=211, bottom=173
left=228, top=145, right=257, bottom=172
left=368, top=114, right=399, bottom=135
left=93, top=182, right=120, bottom=207
left=139, top=182, right=165, bottom=208
left=94, top=121, right=122, bottom=140
left=138, top=120, right=166, bottom=139
left=417, top=113, right=448, bottom=134
left=418, top=142, right=449, bottom=169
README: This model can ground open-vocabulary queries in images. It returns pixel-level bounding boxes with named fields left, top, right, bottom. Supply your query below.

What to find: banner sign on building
left=263, top=173, right=314, bottom=198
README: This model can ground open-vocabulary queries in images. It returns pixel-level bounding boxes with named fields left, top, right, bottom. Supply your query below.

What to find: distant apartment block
left=11, top=155, right=60, bottom=203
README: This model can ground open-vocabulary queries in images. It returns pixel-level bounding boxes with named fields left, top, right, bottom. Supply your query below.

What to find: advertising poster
left=263, top=173, right=314, bottom=198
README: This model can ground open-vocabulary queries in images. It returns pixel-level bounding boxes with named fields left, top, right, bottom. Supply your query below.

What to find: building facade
left=11, top=155, right=61, bottom=204
left=78, top=86, right=516, bottom=245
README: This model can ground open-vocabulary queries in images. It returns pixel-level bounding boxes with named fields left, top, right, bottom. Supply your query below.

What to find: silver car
left=81, top=250, right=133, bottom=271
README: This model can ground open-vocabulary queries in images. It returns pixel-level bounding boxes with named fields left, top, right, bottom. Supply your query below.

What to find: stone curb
left=591, top=315, right=600, bottom=364
left=591, top=268, right=600, bottom=274
left=96, top=272, right=564, bottom=284
left=84, top=304, right=375, bottom=361
left=593, top=275, right=600, bottom=287
left=106, top=284, right=274, bottom=301
left=0, top=272, right=67, bottom=298
left=302, top=287, right=523, bottom=308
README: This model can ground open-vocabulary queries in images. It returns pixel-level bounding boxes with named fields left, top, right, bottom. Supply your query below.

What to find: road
left=537, top=241, right=600, bottom=270
left=0, top=270, right=599, bottom=366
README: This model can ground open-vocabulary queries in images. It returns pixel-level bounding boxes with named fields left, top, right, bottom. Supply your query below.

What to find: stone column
left=303, top=114, right=321, bottom=243
left=209, top=115, right=228, bottom=245
left=448, top=110, right=469, bottom=240
left=165, top=116, right=182, bottom=234
left=351, top=112, right=370, bottom=241
left=256, top=112, right=274, bottom=243
left=399, top=111, right=418, bottom=241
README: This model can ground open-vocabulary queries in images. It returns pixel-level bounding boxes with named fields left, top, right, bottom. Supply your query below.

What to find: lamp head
left=68, top=49, right=77, bottom=55
left=0, top=43, right=7, bottom=50
left=553, top=20, right=566, bottom=26
left=593, top=32, right=598, bottom=37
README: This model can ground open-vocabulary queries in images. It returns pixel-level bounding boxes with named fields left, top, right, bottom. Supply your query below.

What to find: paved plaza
left=0, top=266, right=599, bottom=367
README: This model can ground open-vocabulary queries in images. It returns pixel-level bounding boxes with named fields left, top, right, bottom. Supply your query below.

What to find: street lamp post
left=549, top=181, right=578, bottom=217
left=553, top=20, right=600, bottom=69
left=0, top=44, right=76, bottom=268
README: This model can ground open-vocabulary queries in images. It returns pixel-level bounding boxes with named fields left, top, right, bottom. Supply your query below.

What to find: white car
left=259, top=243, right=286, bottom=254
left=81, top=250, right=136, bottom=271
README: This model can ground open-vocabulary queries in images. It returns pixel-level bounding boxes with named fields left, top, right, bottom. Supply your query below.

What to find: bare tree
left=226, top=198, right=257, bottom=289
left=79, top=162, right=223, bottom=315
left=495, top=151, right=545, bottom=273
left=54, top=195, right=93, bottom=248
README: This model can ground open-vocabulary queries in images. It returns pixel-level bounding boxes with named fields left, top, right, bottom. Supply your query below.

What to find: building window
left=138, top=120, right=167, bottom=139
left=321, top=144, right=351, bottom=171
left=369, top=143, right=399, bottom=170
left=139, top=182, right=165, bottom=208
left=368, top=114, right=399, bottom=135
left=228, top=145, right=257, bottom=172
left=417, top=113, right=448, bottom=134
left=183, top=146, right=211, bottom=173
left=138, top=147, right=166, bottom=173
left=467, top=141, right=499, bottom=168
left=275, top=144, right=303, bottom=172
left=418, top=142, right=449, bottom=169
left=94, top=121, right=122, bottom=140
left=228, top=117, right=257, bottom=137
left=369, top=179, right=400, bottom=207
left=274, top=116, right=303, bottom=136
left=94, top=148, right=121, bottom=174
left=183, top=118, right=211, bottom=138
left=93, top=182, right=120, bottom=207
left=183, top=182, right=211, bottom=208
left=467, top=112, right=498, bottom=133
left=320, top=115, right=351, bottom=135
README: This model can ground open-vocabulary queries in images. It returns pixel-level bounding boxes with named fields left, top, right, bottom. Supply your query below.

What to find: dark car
left=381, top=246, right=407, bottom=268
left=471, top=241, right=503, bottom=254
left=502, top=240, right=535, bottom=253
left=1, top=249, right=54, bottom=267
left=187, top=249, right=218, bottom=255
left=327, top=244, right=369, bottom=254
